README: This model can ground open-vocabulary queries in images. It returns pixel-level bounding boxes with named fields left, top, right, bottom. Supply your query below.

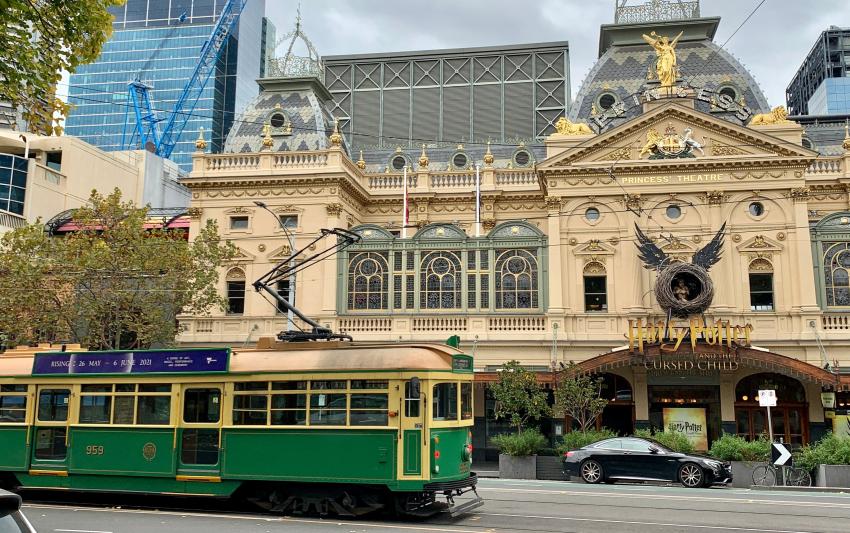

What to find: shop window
left=749, top=272, right=774, bottom=311
left=433, top=383, right=458, bottom=421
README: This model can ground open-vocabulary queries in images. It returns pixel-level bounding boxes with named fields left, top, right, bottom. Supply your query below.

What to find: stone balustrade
left=805, top=158, right=844, bottom=177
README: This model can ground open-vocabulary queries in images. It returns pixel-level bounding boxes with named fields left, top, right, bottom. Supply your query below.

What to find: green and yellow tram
left=0, top=341, right=480, bottom=516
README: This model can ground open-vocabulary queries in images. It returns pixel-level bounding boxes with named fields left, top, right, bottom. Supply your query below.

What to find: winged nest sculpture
left=635, top=222, right=726, bottom=317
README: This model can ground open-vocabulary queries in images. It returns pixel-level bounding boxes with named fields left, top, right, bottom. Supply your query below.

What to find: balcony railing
left=806, top=158, right=843, bottom=176
left=822, top=313, right=850, bottom=331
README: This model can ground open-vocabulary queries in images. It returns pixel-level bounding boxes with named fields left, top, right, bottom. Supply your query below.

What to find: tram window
left=0, top=385, right=27, bottom=423
left=34, top=428, right=67, bottom=460
left=113, top=396, right=135, bottom=424
left=181, top=428, right=219, bottom=465
left=272, top=381, right=306, bottom=390
left=433, top=383, right=458, bottom=421
left=311, top=380, right=346, bottom=390
left=233, top=394, right=268, bottom=425
left=351, top=380, right=388, bottom=389
left=79, top=395, right=111, bottom=424
left=350, top=392, right=389, bottom=426
left=139, top=384, right=171, bottom=393
left=461, top=383, right=473, bottom=420
left=137, top=395, right=170, bottom=425
left=404, top=382, right=421, bottom=417
left=115, top=383, right=135, bottom=393
left=234, top=382, right=268, bottom=391
left=183, top=388, right=221, bottom=424
left=271, top=392, right=307, bottom=426
left=310, top=393, right=347, bottom=425
left=37, top=389, right=69, bottom=422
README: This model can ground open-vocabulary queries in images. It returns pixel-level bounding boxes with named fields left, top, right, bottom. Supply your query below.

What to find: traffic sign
left=772, top=443, right=792, bottom=466
left=758, top=389, right=777, bottom=407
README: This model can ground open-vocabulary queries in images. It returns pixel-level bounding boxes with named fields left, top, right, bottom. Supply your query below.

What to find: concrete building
left=0, top=131, right=190, bottom=234
left=64, top=0, right=272, bottom=172
left=787, top=26, right=850, bottom=116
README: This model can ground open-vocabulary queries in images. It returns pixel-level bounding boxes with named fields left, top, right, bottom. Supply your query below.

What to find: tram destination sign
left=32, top=348, right=230, bottom=376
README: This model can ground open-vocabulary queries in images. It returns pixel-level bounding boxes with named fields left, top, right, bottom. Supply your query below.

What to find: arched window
left=348, top=252, right=389, bottom=310
left=583, top=261, right=607, bottom=312
left=735, top=373, right=806, bottom=403
left=495, top=250, right=538, bottom=309
left=225, top=268, right=246, bottom=315
left=824, top=243, right=850, bottom=307
left=421, top=251, right=462, bottom=309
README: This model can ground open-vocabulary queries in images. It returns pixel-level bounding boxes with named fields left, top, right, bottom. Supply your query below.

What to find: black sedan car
left=563, top=437, right=732, bottom=488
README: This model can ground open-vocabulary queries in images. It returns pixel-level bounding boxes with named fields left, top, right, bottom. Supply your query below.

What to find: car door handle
left=623, top=451, right=632, bottom=455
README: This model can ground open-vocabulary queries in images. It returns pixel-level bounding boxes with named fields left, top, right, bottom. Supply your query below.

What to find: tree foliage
left=0, top=0, right=123, bottom=134
left=489, top=360, right=551, bottom=433
left=0, top=189, right=235, bottom=349
left=554, top=365, right=609, bottom=433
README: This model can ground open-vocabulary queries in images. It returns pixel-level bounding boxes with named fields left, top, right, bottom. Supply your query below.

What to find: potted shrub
left=795, top=433, right=850, bottom=487
left=490, top=360, right=550, bottom=479
left=708, top=434, right=770, bottom=488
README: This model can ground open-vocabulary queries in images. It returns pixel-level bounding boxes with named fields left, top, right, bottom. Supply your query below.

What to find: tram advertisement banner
left=663, top=407, right=708, bottom=450
left=32, top=349, right=229, bottom=375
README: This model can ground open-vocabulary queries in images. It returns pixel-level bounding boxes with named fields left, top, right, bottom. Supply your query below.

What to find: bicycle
left=751, top=463, right=812, bottom=487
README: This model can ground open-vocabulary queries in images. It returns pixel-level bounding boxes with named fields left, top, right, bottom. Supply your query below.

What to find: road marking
left=25, top=505, right=483, bottom=533
left=478, top=486, right=850, bottom=509
left=478, top=511, right=834, bottom=533
left=54, top=530, right=113, bottom=533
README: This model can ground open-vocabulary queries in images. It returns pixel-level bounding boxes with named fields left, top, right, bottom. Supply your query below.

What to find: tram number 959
left=85, top=445, right=104, bottom=455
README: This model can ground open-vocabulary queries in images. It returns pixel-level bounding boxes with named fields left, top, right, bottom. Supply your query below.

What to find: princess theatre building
left=178, top=4, right=850, bottom=459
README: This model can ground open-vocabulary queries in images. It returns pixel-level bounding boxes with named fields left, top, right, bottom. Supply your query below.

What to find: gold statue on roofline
left=555, top=116, right=593, bottom=135
left=642, top=30, right=684, bottom=87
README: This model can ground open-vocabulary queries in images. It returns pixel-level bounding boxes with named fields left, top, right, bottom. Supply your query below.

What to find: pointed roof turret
left=266, top=5, right=323, bottom=79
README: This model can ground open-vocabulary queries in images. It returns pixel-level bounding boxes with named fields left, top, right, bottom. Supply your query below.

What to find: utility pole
left=254, top=201, right=295, bottom=332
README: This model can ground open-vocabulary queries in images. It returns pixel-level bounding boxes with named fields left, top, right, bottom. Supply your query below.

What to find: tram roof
left=0, top=343, right=469, bottom=377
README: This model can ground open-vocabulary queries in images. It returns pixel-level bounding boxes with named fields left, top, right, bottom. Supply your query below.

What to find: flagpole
left=475, top=163, right=481, bottom=237
left=402, top=165, right=408, bottom=238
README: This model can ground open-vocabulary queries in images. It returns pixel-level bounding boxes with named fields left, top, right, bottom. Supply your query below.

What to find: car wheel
left=678, top=463, right=704, bottom=488
left=580, top=459, right=604, bottom=484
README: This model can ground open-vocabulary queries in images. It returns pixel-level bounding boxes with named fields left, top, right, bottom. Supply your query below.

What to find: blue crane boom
left=123, top=0, right=246, bottom=159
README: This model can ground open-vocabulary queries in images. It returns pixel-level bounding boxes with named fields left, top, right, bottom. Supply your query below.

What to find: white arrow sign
left=772, top=443, right=792, bottom=466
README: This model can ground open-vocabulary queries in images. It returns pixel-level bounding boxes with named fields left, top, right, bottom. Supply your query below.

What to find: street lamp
left=254, top=200, right=295, bottom=333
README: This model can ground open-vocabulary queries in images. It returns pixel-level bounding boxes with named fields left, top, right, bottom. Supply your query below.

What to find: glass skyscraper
left=65, top=0, right=271, bottom=172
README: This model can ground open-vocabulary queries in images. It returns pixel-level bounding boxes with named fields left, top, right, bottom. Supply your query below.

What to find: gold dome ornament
left=843, top=122, right=850, bottom=152
left=483, top=140, right=494, bottom=166
left=261, top=122, right=274, bottom=150
left=329, top=119, right=343, bottom=146
left=356, top=150, right=366, bottom=170
left=418, top=144, right=429, bottom=168
left=195, top=127, right=207, bottom=151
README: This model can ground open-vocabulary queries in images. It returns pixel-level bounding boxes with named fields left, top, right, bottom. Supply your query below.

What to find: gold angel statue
left=642, top=31, right=684, bottom=87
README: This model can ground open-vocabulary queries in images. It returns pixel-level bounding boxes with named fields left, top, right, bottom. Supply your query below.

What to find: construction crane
left=121, top=0, right=246, bottom=159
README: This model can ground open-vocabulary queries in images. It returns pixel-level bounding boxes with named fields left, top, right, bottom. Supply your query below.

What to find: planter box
left=499, top=454, right=537, bottom=479
left=535, top=455, right=565, bottom=481
left=729, top=461, right=760, bottom=488
left=815, top=465, right=850, bottom=488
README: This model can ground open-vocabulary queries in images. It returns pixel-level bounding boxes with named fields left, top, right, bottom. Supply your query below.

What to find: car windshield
left=0, top=512, right=26, bottom=533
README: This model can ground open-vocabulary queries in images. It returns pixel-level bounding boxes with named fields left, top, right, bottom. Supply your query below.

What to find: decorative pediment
left=224, top=206, right=253, bottom=215
left=539, top=101, right=816, bottom=174
left=268, top=243, right=293, bottom=260
left=227, top=247, right=256, bottom=263
left=659, top=236, right=695, bottom=262
left=737, top=234, right=782, bottom=253
left=574, top=239, right=616, bottom=255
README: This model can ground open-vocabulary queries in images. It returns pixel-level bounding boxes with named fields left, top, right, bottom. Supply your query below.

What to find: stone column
left=546, top=196, right=565, bottom=313
left=322, top=202, right=343, bottom=317
left=790, top=189, right=820, bottom=314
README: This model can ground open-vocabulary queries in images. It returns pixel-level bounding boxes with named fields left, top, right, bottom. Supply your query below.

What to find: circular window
left=802, top=137, right=814, bottom=149
left=360, top=259, right=379, bottom=276
left=719, top=86, right=737, bottom=101
left=666, top=204, right=682, bottom=219
left=507, top=257, right=526, bottom=274
left=270, top=113, right=286, bottom=128
left=391, top=155, right=407, bottom=171
left=749, top=202, right=765, bottom=217
left=432, top=258, right=450, bottom=275
left=585, top=207, right=600, bottom=221
left=514, top=150, right=531, bottom=167
left=598, top=92, right=617, bottom=110
left=452, top=153, right=468, bottom=168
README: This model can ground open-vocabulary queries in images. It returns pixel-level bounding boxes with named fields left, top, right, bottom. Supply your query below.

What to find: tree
left=0, top=189, right=235, bottom=349
left=554, top=365, right=609, bottom=433
left=0, top=0, right=123, bottom=134
left=489, top=360, right=551, bottom=433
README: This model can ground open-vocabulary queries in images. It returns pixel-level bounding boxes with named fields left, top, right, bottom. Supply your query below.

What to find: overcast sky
left=266, top=0, right=850, bottom=108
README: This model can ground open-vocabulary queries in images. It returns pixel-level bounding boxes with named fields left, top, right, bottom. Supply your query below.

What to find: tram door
left=177, top=385, right=223, bottom=479
left=30, top=386, right=72, bottom=474
left=399, top=378, right=423, bottom=478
